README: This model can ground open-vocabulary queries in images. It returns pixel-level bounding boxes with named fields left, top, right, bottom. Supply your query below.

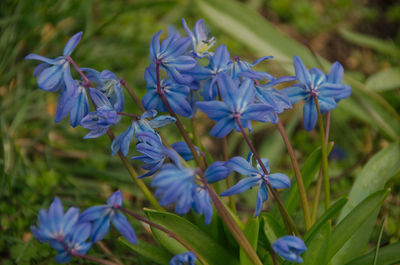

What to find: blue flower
left=183, top=45, right=231, bottom=101
left=272, top=236, right=307, bottom=263
left=31, top=197, right=80, bottom=244
left=230, top=56, right=274, bottom=80
left=55, top=81, right=89, bottom=127
left=131, top=132, right=173, bottom=178
left=79, top=190, right=137, bottom=244
left=143, top=66, right=192, bottom=117
left=282, top=56, right=351, bottom=131
left=51, top=222, right=92, bottom=263
left=197, top=72, right=275, bottom=138
left=221, top=156, right=290, bottom=217
left=204, top=161, right=231, bottom=183
left=170, top=251, right=197, bottom=265
left=82, top=68, right=124, bottom=112
left=111, top=110, right=175, bottom=156
left=254, top=76, right=295, bottom=117
left=80, top=88, right=121, bottom=139
left=151, top=164, right=197, bottom=214
left=182, top=18, right=216, bottom=59
left=25, top=32, right=83, bottom=97
left=149, top=31, right=196, bottom=84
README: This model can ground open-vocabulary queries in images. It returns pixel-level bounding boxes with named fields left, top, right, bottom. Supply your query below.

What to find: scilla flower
left=197, top=72, right=274, bottom=137
left=79, top=190, right=137, bottom=244
left=181, top=18, right=216, bottom=58
left=170, top=251, right=197, bottom=265
left=272, top=236, right=307, bottom=263
left=149, top=30, right=196, bottom=84
left=221, top=156, right=290, bottom=217
left=282, top=56, right=351, bottom=131
left=25, top=32, right=83, bottom=97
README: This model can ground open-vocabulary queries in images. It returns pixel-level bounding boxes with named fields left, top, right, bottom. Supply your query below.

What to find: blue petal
left=63, top=32, right=83, bottom=56
left=150, top=30, right=162, bottom=59
left=317, top=96, right=337, bottom=113
left=216, top=72, right=237, bottom=109
left=70, top=222, right=91, bottom=244
left=293, top=56, right=311, bottom=86
left=303, top=98, right=317, bottom=131
left=112, top=212, right=137, bottom=244
left=272, top=236, right=306, bottom=263
left=107, top=190, right=123, bottom=206
left=33, top=62, right=49, bottom=78
left=166, top=92, right=192, bottom=117
left=212, top=45, right=230, bottom=70
left=268, top=173, right=291, bottom=189
left=25, top=54, right=58, bottom=64
left=224, top=156, right=259, bottom=177
left=171, top=141, right=199, bottom=161
left=55, top=88, right=74, bottom=123
left=111, top=125, right=135, bottom=156
left=204, top=161, right=231, bottom=183
left=79, top=205, right=108, bottom=222
left=281, top=86, right=307, bottom=105
left=241, top=104, right=274, bottom=123
left=89, top=88, right=113, bottom=109
left=83, top=127, right=108, bottom=139
left=220, top=176, right=261, bottom=196
left=37, top=64, right=64, bottom=92
left=209, top=117, right=235, bottom=138
left=236, top=78, right=255, bottom=110
left=91, top=214, right=111, bottom=242
left=54, top=251, right=71, bottom=263
left=61, top=207, right=79, bottom=235
left=255, top=182, right=269, bottom=217
left=63, top=64, right=78, bottom=98
left=328, top=62, right=344, bottom=84
left=196, top=101, right=231, bottom=121
left=141, top=109, right=158, bottom=119
left=69, top=86, right=89, bottom=127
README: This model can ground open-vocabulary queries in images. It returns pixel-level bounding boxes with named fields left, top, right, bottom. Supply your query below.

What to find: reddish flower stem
left=120, top=78, right=146, bottom=113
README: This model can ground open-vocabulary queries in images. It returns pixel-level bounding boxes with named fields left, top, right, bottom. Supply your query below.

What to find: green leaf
left=302, top=222, right=331, bottom=265
left=284, top=143, right=333, bottom=215
left=261, top=213, right=286, bottom=244
left=119, top=237, right=172, bottom=265
left=339, top=28, right=400, bottom=58
left=332, top=143, right=400, bottom=265
left=145, top=209, right=239, bottom=265
left=240, top=217, right=260, bottom=265
left=327, top=189, right=390, bottom=263
left=366, top=68, right=400, bottom=92
left=304, top=197, right=347, bottom=242
left=344, top=242, right=400, bottom=265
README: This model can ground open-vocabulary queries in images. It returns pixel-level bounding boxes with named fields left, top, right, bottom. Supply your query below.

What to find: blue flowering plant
left=25, top=17, right=394, bottom=265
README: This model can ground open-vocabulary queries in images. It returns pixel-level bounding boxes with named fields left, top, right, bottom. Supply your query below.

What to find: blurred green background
left=1, top=0, right=400, bottom=264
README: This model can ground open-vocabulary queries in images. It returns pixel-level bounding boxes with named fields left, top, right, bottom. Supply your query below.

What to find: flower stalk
left=276, top=120, right=312, bottom=230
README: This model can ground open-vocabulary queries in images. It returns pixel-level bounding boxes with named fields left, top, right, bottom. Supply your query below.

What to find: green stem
left=276, top=120, right=312, bottom=230
left=198, top=172, right=263, bottom=265
left=235, top=117, right=298, bottom=235
left=107, top=130, right=163, bottom=211
left=313, top=96, right=330, bottom=210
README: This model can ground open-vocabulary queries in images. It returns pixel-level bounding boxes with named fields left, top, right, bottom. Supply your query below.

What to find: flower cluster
left=26, top=17, right=352, bottom=264
left=30, top=191, right=135, bottom=263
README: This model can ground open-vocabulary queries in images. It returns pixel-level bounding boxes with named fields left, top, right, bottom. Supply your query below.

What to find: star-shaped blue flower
left=79, top=190, right=137, bottom=244
left=221, top=156, right=290, bottom=217
left=272, top=235, right=307, bottom=263
left=197, top=72, right=275, bottom=138
left=282, top=56, right=351, bottom=131
left=149, top=31, right=196, bottom=84
left=181, top=18, right=216, bottom=59
left=143, top=66, right=192, bottom=117
left=25, top=32, right=83, bottom=97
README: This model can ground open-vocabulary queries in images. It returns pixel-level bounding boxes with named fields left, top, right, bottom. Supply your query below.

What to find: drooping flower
left=111, top=110, right=175, bottom=156
left=197, top=72, right=275, bottom=138
left=80, top=88, right=121, bottom=139
left=82, top=68, right=124, bottom=112
left=272, top=236, right=307, bottom=263
left=149, top=31, right=196, bottom=84
left=183, top=45, right=231, bottom=101
left=170, top=251, right=197, bottom=265
left=131, top=132, right=178, bottom=178
left=51, top=222, right=92, bottom=263
left=55, top=81, right=89, bottom=127
left=230, top=55, right=274, bottom=80
left=282, top=56, right=351, bottom=131
left=221, top=156, right=290, bottom=217
left=25, top=32, right=83, bottom=97
left=182, top=18, right=216, bottom=59
left=151, top=164, right=197, bottom=215
left=143, top=66, right=192, bottom=117
left=79, top=190, right=137, bottom=244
